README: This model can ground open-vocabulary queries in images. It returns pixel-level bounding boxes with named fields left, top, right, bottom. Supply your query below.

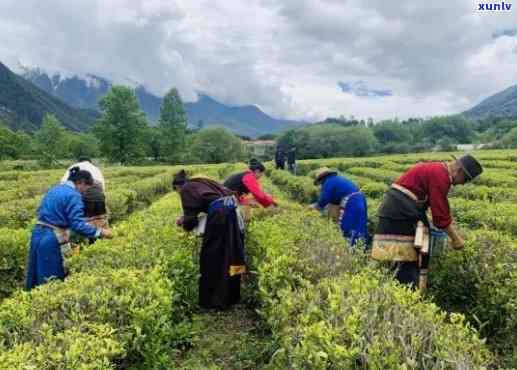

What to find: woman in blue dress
left=311, top=167, right=369, bottom=247
left=25, top=167, right=113, bottom=290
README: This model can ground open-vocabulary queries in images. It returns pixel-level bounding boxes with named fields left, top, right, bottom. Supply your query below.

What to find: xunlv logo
left=478, top=2, right=513, bottom=10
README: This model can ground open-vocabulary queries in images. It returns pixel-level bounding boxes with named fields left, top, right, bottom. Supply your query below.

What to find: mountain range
left=18, top=66, right=302, bottom=137
left=2, top=59, right=517, bottom=136
left=0, top=62, right=97, bottom=132
left=463, top=85, right=517, bottom=120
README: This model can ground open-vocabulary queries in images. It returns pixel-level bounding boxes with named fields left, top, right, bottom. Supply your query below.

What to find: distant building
left=243, top=140, right=276, bottom=159
left=456, top=143, right=488, bottom=151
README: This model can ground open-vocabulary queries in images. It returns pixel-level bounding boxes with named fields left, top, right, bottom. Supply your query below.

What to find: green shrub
left=267, top=271, right=493, bottom=369
left=0, top=228, right=29, bottom=300
left=268, top=169, right=319, bottom=203
left=0, top=267, right=186, bottom=368
left=430, top=230, right=517, bottom=367
left=244, top=198, right=494, bottom=369
left=69, top=193, right=200, bottom=314
left=0, top=324, right=124, bottom=370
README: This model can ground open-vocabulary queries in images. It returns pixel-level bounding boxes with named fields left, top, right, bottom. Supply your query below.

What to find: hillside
left=22, top=68, right=302, bottom=137
left=463, top=85, right=517, bottom=120
left=184, top=94, right=301, bottom=137
left=0, top=62, right=96, bottom=132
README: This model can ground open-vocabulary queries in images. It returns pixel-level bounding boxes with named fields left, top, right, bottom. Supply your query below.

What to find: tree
left=143, top=126, right=162, bottom=161
left=94, top=86, right=148, bottom=164
left=436, top=137, right=457, bottom=151
left=34, top=114, right=70, bottom=165
left=0, top=123, right=32, bottom=160
left=373, top=121, right=412, bottom=146
left=189, top=127, right=244, bottom=163
left=257, top=133, right=277, bottom=140
left=277, top=124, right=378, bottom=159
left=501, top=127, right=517, bottom=148
left=237, top=134, right=252, bottom=141
left=422, top=115, right=475, bottom=144
left=339, top=127, right=378, bottom=156
left=158, top=88, right=187, bottom=162
left=67, top=133, right=100, bottom=159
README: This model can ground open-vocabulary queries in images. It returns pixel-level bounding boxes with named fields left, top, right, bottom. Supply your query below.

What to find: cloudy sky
left=1, top=0, right=517, bottom=122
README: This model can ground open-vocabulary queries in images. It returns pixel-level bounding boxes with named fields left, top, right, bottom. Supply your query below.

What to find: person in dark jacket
left=26, top=167, right=113, bottom=290
left=174, top=170, right=246, bottom=310
left=287, top=147, right=296, bottom=173
left=274, top=146, right=286, bottom=170
left=371, top=154, right=483, bottom=289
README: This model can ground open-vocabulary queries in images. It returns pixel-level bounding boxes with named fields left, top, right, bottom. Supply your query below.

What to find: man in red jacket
left=371, top=154, right=483, bottom=289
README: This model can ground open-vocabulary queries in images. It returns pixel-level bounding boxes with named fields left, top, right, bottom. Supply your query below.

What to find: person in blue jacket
left=310, top=167, right=368, bottom=247
left=25, top=167, right=113, bottom=290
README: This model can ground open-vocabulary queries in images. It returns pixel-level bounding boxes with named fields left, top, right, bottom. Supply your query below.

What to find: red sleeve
left=242, top=173, right=276, bottom=207
left=428, top=174, right=452, bottom=229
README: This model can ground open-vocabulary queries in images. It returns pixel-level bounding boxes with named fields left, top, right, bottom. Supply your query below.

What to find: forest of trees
left=2, top=84, right=517, bottom=166
left=0, top=86, right=247, bottom=166
left=276, top=115, right=517, bottom=159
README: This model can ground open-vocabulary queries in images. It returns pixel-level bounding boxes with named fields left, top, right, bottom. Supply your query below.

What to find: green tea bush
left=0, top=197, right=40, bottom=229
left=0, top=324, right=124, bottom=370
left=347, top=166, right=400, bottom=184
left=246, top=208, right=363, bottom=301
left=430, top=230, right=517, bottom=367
left=267, top=271, right=493, bottom=369
left=244, top=191, right=494, bottom=369
left=0, top=228, right=29, bottom=300
left=452, top=198, right=517, bottom=236
left=70, top=193, right=200, bottom=313
left=268, top=169, right=319, bottom=203
left=0, top=267, right=185, bottom=368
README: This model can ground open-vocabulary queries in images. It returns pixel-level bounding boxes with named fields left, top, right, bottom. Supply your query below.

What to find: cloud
left=1, top=0, right=517, bottom=121
left=338, top=81, right=393, bottom=97
left=492, top=28, right=517, bottom=38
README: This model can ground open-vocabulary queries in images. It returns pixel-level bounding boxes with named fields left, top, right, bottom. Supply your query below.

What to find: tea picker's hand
left=450, top=236, right=465, bottom=250
left=176, top=216, right=184, bottom=227
left=101, top=228, right=114, bottom=239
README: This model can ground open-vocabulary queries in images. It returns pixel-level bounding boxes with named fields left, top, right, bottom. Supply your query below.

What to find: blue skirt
left=339, top=192, right=369, bottom=247
left=25, top=226, right=65, bottom=290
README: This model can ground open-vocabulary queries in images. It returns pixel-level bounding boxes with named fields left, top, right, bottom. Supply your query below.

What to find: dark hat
left=173, top=170, right=189, bottom=187
left=455, top=154, right=483, bottom=181
left=313, top=167, right=338, bottom=185
left=249, top=158, right=266, bottom=172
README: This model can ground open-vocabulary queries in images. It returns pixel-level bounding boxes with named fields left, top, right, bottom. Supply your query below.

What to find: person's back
left=312, top=169, right=368, bottom=247
left=275, top=148, right=285, bottom=169
left=224, top=171, right=249, bottom=195
left=396, top=162, right=450, bottom=201
left=179, top=177, right=234, bottom=230
left=321, top=175, right=360, bottom=206
left=38, top=183, right=79, bottom=227
left=83, top=185, right=107, bottom=218
left=394, top=161, right=452, bottom=230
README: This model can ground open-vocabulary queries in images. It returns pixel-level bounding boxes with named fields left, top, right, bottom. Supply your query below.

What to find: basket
left=430, top=228, right=448, bottom=257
